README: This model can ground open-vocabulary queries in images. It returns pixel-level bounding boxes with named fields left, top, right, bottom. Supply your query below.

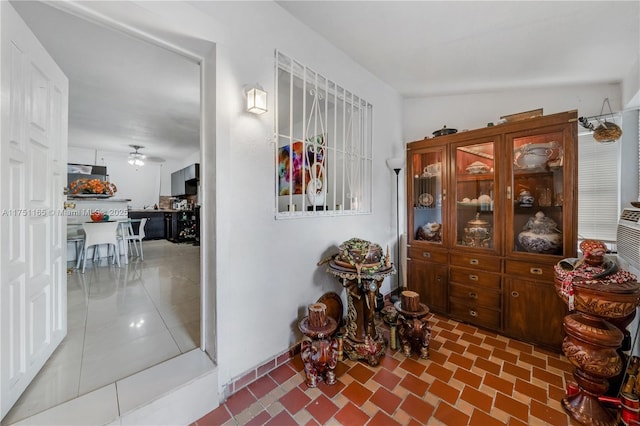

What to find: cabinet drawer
left=450, top=283, right=501, bottom=308
left=450, top=253, right=501, bottom=272
left=450, top=267, right=501, bottom=289
left=449, top=299, right=501, bottom=330
left=408, top=247, right=447, bottom=264
left=505, top=260, right=555, bottom=280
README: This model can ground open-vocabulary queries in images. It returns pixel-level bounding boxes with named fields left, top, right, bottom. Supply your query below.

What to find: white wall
left=66, top=1, right=404, bottom=396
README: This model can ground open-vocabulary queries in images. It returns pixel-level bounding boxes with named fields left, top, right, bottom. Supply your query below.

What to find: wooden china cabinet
left=406, top=110, right=577, bottom=350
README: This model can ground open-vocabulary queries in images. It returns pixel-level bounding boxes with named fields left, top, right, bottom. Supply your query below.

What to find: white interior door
left=1, top=1, right=69, bottom=419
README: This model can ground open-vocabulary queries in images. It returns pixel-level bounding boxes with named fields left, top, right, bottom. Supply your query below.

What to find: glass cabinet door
left=452, top=139, right=498, bottom=253
left=508, top=129, right=566, bottom=256
left=409, top=147, right=445, bottom=246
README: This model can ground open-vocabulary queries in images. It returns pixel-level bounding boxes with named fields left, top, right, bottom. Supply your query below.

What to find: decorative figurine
left=394, top=290, right=431, bottom=359
left=298, top=303, right=339, bottom=387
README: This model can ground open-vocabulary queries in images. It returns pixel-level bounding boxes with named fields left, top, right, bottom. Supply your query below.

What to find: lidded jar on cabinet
left=518, top=211, right=562, bottom=254
left=463, top=213, right=492, bottom=248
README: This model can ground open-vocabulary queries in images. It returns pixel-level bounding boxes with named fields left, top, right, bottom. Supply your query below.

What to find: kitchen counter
left=68, top=197, right=132, bottom=202
left=129, top=209, right=192, bottom=213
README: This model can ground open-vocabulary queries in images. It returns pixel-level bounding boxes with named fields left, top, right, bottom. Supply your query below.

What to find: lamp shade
left=247, top=87, right=267, bottom=114
left=386, top=157, right=405, bottom=171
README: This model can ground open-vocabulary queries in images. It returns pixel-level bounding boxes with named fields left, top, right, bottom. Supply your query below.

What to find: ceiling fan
left=128, top=145, right=146, bottom=166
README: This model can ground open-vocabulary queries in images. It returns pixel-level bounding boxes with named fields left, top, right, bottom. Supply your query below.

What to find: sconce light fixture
left=128, top=145, right=146, bottom=167
left=246, top=86, right=267, bottom=114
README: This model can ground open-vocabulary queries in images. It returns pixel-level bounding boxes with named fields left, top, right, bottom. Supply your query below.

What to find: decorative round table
left=326, top=261, right=394, bottom=366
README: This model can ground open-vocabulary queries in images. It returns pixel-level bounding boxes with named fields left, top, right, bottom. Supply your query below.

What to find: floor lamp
left=386, top=157, right=405, bottom=302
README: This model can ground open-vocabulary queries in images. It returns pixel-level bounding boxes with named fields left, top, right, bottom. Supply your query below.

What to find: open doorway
left=4, top=2, right=209, bottom=422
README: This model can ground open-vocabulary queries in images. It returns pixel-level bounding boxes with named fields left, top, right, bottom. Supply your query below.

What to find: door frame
left=48, top=2, right=217, bottom=361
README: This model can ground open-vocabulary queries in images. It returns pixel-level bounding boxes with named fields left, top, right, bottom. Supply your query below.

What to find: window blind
left=577, top=117, right=621, bottom=243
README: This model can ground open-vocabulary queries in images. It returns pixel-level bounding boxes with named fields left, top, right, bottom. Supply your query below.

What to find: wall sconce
left=246, top=86, right=267, bottom=114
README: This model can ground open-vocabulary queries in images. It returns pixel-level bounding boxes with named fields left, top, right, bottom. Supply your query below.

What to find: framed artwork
left=278, top=134, right=326, bottom=197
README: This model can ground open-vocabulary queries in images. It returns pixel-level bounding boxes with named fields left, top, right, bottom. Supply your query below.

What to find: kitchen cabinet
left=128, top=211, right=166, bottom=240
left=406, top=110, right=577, bottom=351
left=171, top=163, right=199, bottom=196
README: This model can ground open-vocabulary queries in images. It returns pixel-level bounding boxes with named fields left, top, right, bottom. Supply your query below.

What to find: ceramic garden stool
left=298, top=303, right=339, bottom=388
left=394, top=290, right=431, bottom=359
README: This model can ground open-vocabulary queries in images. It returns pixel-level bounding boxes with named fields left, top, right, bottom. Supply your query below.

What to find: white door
left=0, top=1, right=69, bottom=419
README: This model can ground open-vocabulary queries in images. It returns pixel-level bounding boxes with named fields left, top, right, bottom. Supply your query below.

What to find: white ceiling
left=12, top=0, right=201, bottom=162
left=10, top=1, right=640, bottom=164
left=277, top=1, right=640, bottom=99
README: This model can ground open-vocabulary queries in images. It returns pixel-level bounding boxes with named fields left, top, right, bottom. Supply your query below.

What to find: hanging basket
left=592, top=98, right=623, bottom=143
left=593, top=121, right=623, bottom=143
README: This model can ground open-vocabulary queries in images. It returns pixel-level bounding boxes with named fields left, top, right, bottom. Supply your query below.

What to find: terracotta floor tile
left=311, top=379, right=345, bottom=398
left=494, top=392, right=529, bottom=422
left=461, top=385, right=493, bottom=413
left=469, top=408, right=507, bottom=426
left=453, top=367, right=482, bottom=388
left=428, top=349, right=448, bottom=365
left=305, top=394, right=338, bottom=425
left=443, top=339, right=466, bottom=354
left=491, top=347, right=519, bottom=364
left=459, top=332, right=483, bottom=347
left=195, top=405, right=231, bottom=426
left=279, top=387, right=311, bottom=415
left=369, top=387, right=402, bottom=415
left=530, top=399, right=570, bottom=425
left=507, top=339, right=533, bottom=354
left=347, top=363, right=376, bottom=384
left=483, top=373, right=514, bottom=395
left=434, top=401, right=470, bottom=426
left=248, top=375, right=278, bottom=399
left=428, top=379, right=460, bottom=405
left=502, top=361, right=531, bottom=381
left=341, top=380, right=373, bottom=406
left=449, top=352, right=474, bottom=370
left=399, top=393, right=435, bottom=424
left=265, top=410, right=298, bottom=426
left=269, top=363, right=297, bottom=385
left=519, top=352, right=547, bottom=369
left=333, top=402, right=370, bottom=426
left=205, top=315, right=576, bottom=426
left=245, top=410, right=271, bottom=426
left=425, top=362, right=454, bottom=382
left=225, top=387, right=257, bottom=416
left=367, top=410, right=402, bottom=426
left=399, top=373, right=429, bottom=396
left=398, top=358, right=427, bottom=376
left=467, top=343, right=492, bottom=359
left=372, top=368, right=402, bottom=390
left=475, top=357, right=502, bottom=376
left=533, top=366, right=565, bottom=388
left=438, top=329, right=461, bottom=342
left=514, top=378, right=547, bottom=402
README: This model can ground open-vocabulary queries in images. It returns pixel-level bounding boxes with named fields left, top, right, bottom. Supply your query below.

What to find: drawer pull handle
left=469, top=274, right=478, bottom=281
left=469, top=259, right=479, bottom=265
left=530, top=267, right=543, bottom=275
left=468, top=292, right=478, bottom=299
left=511, top=291, right=520, bottom=298
left=423, top=252, right=431, bottom=258
left=469, top=310, right=478, bottom=317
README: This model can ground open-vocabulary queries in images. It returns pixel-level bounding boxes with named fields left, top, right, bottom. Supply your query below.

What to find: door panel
left=1, top=1, right=68, bottom=419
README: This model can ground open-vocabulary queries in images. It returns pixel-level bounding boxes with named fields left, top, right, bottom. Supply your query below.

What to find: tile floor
left=194, top=311, right=583, bottom=426
left=2, top=240, right=201, bottom=425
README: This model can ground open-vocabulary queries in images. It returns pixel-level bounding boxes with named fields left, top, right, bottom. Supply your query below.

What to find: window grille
left=274, top=50, right=373, bottom=218
left=577, top=113, right=622, bottom=243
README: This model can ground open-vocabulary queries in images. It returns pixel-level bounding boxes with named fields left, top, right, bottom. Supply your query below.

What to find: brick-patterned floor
left=193, top=312, right=582, bottom=425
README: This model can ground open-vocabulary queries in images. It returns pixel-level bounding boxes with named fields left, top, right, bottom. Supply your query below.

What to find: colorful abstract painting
left=278, top=134, right=326, bottom=196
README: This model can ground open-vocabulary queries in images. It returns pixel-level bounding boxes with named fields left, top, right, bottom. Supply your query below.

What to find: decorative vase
left=518, top=211, right=562, bottom=254
left=90, top=211, right=105, bottom=222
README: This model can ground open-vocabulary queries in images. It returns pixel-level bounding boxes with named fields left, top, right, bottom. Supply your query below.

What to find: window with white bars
left=577, top=113, right=622, bottom=244
left=274, top=50, right=373, bottom=218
